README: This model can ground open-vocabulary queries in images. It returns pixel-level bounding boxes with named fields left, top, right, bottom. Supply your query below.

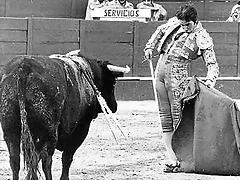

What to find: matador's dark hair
left=175, top=3, right=198, bottom=23
left=118, top=0, right=126, bottom=5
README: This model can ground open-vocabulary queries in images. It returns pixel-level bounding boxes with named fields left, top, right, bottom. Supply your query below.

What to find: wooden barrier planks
left=0, top=18, right=238, bottom=77
left=0, top=0, right=238, bottom=21
left=0, top=17, right=239, bottom=99
left=5, top=0, right=32, bottom=17
left=32, top=18, right=79, bottom=30
left=30, top=18, right=80, bottom=55
left=5, top=0, right=74, bottom=18
left=2, top=0, right=87, bottom=19
left=0, top=1, right=5, bottom=17
left=80, top=20, right=134, bottom=76
left=116, top=80, right=155, bottom=100
left=190, top=21, right=238, bottom=77
left=72, top=0, right=88, bottom=19
left=31, top=0, right=73, bottom=18
left=0, top=18, right=27, bottom=67
left=115, top=79, right=240, bottom=100
left=207, top=1, right=236, bottom=21
left=133, top=21, right=162, bottom=77
left=0, top=17, right=27, bottom=30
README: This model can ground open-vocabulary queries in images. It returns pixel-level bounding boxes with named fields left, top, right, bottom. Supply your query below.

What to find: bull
left=0, top=52, right=129, bottom=180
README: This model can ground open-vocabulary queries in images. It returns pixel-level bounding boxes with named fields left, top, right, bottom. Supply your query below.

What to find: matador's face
left=179, top=20, right=196, bottom=33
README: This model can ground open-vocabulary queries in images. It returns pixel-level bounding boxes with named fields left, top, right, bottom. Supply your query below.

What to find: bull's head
left=98, top=62, right=130, bottom=113
left=76, top=53, right=130, bottom=114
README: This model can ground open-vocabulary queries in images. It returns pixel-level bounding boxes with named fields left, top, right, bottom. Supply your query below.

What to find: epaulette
left=196, top=29, right=213, bottom=50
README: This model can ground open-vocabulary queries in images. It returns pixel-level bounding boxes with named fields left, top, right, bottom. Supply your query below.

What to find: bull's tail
left=17, top=57, right=39, bottom=180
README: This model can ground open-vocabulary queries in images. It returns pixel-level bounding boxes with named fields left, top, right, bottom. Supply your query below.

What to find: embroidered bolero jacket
left=144, top=17, right=219, bottom=86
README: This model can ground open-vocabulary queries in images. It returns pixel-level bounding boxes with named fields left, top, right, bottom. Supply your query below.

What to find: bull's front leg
left=60, top=150, right=74, bottom=180
left=60, top=123, right=90, bottom=180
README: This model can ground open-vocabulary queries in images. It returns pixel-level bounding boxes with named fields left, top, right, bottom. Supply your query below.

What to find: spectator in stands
left=107, top=0, right=134, bottom=9
left=226, top=1, right=240, bottom=22
left=85, top=0, right=108, bottom=20
left=144, top=4, right=219, bottom=173
left=137, top=0, right=167, bottom=21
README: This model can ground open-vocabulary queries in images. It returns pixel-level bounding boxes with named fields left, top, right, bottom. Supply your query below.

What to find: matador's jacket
left=144, top=17, right=219, bottom=131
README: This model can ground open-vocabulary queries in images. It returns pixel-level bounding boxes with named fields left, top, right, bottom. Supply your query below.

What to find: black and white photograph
left=0, top=0, right=240, bottom=180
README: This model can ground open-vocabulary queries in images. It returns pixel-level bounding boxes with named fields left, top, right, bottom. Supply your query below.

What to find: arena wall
left=0, top=17, right=240, bottom=100
left=0, top=0, right=236, bottom=21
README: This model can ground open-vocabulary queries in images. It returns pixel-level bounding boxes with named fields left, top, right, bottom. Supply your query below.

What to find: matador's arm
left=144, top=26, right=165, bottom=51
left=144, top=17, right=179, bottom=51
left=197, top=29, right=219, bottom=87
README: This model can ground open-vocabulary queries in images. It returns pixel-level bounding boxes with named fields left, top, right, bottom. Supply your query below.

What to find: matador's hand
left=205, top=79, right=214, bottom=88
left=144, top=49, right=153, bottom=60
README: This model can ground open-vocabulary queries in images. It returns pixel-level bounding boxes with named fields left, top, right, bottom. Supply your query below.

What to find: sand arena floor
left=0, top=101, right=240, bottom=180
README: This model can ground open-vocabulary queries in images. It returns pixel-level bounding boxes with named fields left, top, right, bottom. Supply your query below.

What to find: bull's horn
left=107, top=65, right=130, bottom=73
left=66, top=49, right=80, bottom=57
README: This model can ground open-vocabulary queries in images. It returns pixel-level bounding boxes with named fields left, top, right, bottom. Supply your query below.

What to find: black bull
left=0, top=54, right=129, bottom=180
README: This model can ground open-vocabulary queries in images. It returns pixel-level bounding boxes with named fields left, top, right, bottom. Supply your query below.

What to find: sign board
left=91, top=8, right=151, bottom=22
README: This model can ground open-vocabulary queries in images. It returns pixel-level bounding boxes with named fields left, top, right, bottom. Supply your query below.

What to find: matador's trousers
left=155, top=54, right=190, bottom=133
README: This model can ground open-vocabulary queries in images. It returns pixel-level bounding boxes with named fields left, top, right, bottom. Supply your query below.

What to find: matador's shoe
left=162, top=160, right=183, bottom=173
